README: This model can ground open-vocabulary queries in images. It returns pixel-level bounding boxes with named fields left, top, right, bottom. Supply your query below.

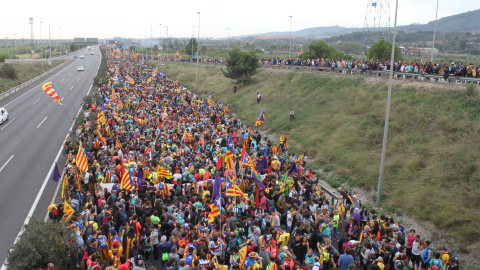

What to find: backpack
left=48, top=204, right=57, bottom=219
left=119, top=210, right=128, bottom=222
left=85, top=221, right=95, bottom=237
left=131, top=246, right=141, bottom=258
left=430, top=259, right=441, bottom=270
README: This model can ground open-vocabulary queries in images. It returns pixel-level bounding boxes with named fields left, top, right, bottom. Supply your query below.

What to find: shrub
left=0, top=63, right=17, bottom=79
left=6, top=219, right=75, bottom=270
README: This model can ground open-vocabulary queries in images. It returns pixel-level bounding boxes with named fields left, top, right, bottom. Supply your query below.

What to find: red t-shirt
left=118, top=262, right=130, bottom=270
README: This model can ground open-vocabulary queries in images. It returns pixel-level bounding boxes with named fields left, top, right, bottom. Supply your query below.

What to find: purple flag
left=52, top=162, right=61, bottom=182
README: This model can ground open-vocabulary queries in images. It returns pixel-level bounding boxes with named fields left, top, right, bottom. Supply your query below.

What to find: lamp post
left=158, top=24, right=161, bottom=57
left=431, top=0, right=439, bottom=63
left=376, top=0, right=399, bottom=205
left=13, top=34, right=16, bottom=59
left=288, top=16, right=292, bottom=61
left=195, top=12, right=201, bottom=91
left=59, top=27, right=62, bottom=55
left=40, top=21, right=43, bottom=70
left=144, top=28, right=147, bottom=60
left=227, top=28, right=230, bottom=52
left=49, top=25, right=52, bottom=66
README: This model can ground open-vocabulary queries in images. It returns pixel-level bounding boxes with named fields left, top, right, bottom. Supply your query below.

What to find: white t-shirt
left=287, top=212, right=293, bottom=227
left=412, top=240, right=422, bottom=255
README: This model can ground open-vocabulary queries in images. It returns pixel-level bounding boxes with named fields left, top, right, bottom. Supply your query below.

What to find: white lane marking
left=61, top=78, right=64, bottom=82
left=60, top=97, right=65, bottom=102
left=36, top=116, right=47, bottom=128
left=0, top=155, right=14, bottom=173
left=70, top=86, right=74, bottom=91
left=3, top=60, right=78, bottom=108
left=77, top=78, right=80, bottom=81
left=0, top=118, right=15, bottom=130
left=32, top=98, right=41, bottom=104
left=68, top=73, right=71, bottom=76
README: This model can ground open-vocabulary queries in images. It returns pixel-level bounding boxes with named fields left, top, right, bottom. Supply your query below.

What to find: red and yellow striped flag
left=41, top=82, right=62, bottom=105
left=63, top=200, right=75, bottom=221
left=118, top=101, right=124, bottom=109
left=157, top=165, right=173, bottom=179
left=97, top=109, right=106, bottom=125
left=120, top=157, right=131, bottom=190
left=238, top=246, right=248, bottom=269
left=208, top=204, right=220, bottom=223
left=115, top=138, right=122, bottom=149
left=76, top=142, right=88, bottom=172
left=105, top=126, right=111, bottom=136
left=61, top=174, right=68, bottom=199
left=183, top=130, right=192, bottom=140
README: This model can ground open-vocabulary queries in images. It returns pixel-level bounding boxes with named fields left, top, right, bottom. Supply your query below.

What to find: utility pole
left=13, top=34, right=16, bottom=59
left=431, top=0, right=439, bottom=63
left=151, top=23, right=153, bottom=59
left=144, top=28, right=147, bottom=60
left=227, top=28, right=230, bottom=52
left=40, top=21, right=43, bottom=70
left=195, top=12, right=201, bottom=91
left=288, top=16, right=293, bottom=60
left=377, top=0, right=399, bottom=205
left=49, top=25, right=52, bottom=66
left=166, top=26, right=169, bottom=59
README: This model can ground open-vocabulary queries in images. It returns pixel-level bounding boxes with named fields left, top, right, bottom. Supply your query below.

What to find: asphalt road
left=0, top=47, right=101, bottom=267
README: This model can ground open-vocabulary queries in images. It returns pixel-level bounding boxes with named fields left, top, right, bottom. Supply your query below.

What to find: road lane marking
left=68, top=73, right=71, bottom=76
left=36, top=116, right=47, bottom=128
left=70, top=86, right=74, bottom=91
left=60, top=97, right=65, bottom=102
left=32, top=98, right=41, bottom=105
left=61, top=78, right=64, bottom=82
left=0, top=118, right=15, bottom=130
left=0, top=155, right=14, bottom=173
left=77, top=78, right=80, bottom=81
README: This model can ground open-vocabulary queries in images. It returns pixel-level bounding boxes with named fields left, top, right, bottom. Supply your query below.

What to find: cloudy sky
left=2, top=0, right=478, bottom=40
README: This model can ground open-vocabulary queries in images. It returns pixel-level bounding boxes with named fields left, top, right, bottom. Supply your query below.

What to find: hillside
left=157, top=62, right=480, bottom=259
left=254, top=9, right=480, bottom=38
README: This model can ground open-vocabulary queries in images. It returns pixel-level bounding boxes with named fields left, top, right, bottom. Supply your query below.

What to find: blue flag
left=52, top=162, right=61, bottom=182
left=101, top=94, right=105, bottom=111
left=137, top=168, right=144, bottom=187
left=212, top=172, right=221, bottom=199
left=256, top=157, right=267, bottom=172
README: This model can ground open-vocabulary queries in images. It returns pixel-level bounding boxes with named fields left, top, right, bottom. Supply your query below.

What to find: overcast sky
left=2, top=0, right=478, bottom=40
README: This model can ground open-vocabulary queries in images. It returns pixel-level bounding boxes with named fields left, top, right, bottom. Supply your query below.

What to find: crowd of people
left=49, top=47, right=460, bottom=270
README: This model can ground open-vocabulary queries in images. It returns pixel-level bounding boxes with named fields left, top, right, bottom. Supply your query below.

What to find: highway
left=0, top=47, right=101, bottom=267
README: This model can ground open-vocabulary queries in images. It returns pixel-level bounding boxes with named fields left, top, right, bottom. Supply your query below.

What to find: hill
left=157, top=62, right=480, bottom=262
left=254, top=9, right=480, bottom=38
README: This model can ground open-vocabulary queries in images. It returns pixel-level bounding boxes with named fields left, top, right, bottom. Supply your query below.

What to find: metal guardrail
left=0, top=59, right=74, bottom=101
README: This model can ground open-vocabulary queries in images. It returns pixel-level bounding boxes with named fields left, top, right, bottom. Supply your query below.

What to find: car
left=79, top=55, right=85, bottom=59
left=0, top=107, right=8, bottom=125
left=77, top=66, right=85, bottom=71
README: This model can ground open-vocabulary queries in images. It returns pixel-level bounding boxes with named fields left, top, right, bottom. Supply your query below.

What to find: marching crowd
left=49, top=47, right=460, bottom=270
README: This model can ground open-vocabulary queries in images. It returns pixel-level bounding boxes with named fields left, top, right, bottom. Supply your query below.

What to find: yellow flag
left=63, top=201, right=75, bottom=221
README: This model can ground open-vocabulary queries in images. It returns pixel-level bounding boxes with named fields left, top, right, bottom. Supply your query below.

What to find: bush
left=464, top=84, right=477, bottom=97
left=0, top=54, right=7, bottom=63
left=6, top=219, right=75, bottom=270
left=0, top=63, right=17, bottom=79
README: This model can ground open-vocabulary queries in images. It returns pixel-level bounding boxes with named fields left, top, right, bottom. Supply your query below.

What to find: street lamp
left=376, top=0, right=399, bottom=205
left=13, top=34, right=16, bottom=59
left=288, top=16, right=292, bottom=61
left=195, top=12, right=201, bottom=91
left=159, top=24, right=161, bottom=56
left=40, top=21, right=43, bottom=70
left=144, top=28, right=147, bottom=59
left=227, top=28, right=230, bottom=52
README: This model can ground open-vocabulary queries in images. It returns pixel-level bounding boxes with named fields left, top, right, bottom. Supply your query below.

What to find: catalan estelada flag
left=97, top=109, right=106, bottom=125
left=115, top=138, right=122, bottom=149
left=41, top=82, right=62, bottom=105
left=183, top=130, right=192, bottom=140
left=255, top=108, right=265, bottom=126
left=63, top=200, right=75, bottom=221
left=157, top=165, right=173, bottom=179
left=76, top=142, right=88, bottom=172
left=238, top=246, right=248, bottom=269
left=61, top=174, right=68, bottom=199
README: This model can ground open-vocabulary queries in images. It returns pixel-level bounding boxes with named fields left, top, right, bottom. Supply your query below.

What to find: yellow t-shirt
left=202, top=190, right=211, bottom=201
left=214, top=262, right=229, bottom=270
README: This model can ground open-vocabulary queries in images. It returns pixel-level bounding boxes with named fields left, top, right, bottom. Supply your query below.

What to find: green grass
left=156, top=61, right=480, bottom=250
left=0, top=60, right=65, bottom=92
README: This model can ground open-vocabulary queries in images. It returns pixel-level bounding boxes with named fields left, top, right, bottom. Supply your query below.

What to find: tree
left=302, top=40, right=349, bottom=60
left=222, top=47, right=261, bottom=85
left=6, top=219, right=75, bottom=270
left=0, top=63, right=17, bottom=79
left=201, top=45, right=207, bottom=55
left=367, top=39, right=403, bottom=62
left=185, top=38, right=198, bottom=57
left=153, top=45, right=159, bottom=53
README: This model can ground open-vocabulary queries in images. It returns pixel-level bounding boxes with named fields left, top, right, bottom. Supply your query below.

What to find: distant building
left=407, top=47, right=439, bottom=55
left=86, top=38, right=98, bottom=46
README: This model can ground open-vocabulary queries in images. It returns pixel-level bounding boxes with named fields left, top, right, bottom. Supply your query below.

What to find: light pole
left=40, top=21, right=43, bottom=70
left=227, top=28, right=230, bottom=52
left=13, top=34, right=16, bottom=59
left=158, top=24, right=161, bottom=57
left=376, top=0, right=399, bottom=205
left=288, top=16, right=292, bottom=61
left=431, top=0, right=439, bottom=63
left=195, top=12, right=201, bottom=91
left=150, top=23, right=153, bottom=59
left=49, top=25, right=52, bottom=66
left=59, top=27, right=62, bottom=55
left=144, top=28, right=147, bottom=60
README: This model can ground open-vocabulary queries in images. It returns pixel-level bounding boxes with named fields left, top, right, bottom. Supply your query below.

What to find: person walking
left=257, top=92, right=261, bottom=103
left=290, top=109, right=294, bottom=121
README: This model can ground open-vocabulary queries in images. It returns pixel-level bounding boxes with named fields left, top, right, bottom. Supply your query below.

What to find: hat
left=248, top=252, right=259, bottom=259
left=271, top=239, right=277, bottom=244
left=113, top=240, right=118, bottom=247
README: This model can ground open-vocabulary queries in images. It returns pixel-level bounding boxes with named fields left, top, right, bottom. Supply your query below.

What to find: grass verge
left=0, top=60, right=65, bottom=92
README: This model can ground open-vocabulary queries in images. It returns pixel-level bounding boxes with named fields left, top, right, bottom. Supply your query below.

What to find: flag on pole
left=41, top=82, right=62, bottom=105
left=288, top=162, right=298, bottom=175
left=255, top=108, right=265, bottom=126
left=115, top=138, right=122, bottom=149
left=76, top=143, right=88, bottom=172
left=61, top=174, right=68, bottom=199
left=97, top=109, right=106, bottom=125
left=137, top=167, right=144, bottom=187
left=227, top=185, right=247, bottom=198
left=238, top=246, right=248, bottom=269
left=216, top=155, right=223, bottom=171
left=157, top=165, right=173, bottom=179
left=225, top=135, right=234, bottom=170
left=52, top=162, right=61, bottom=182
left=212, top=172, right=221, bottom=199
left=255, top=157, right=267, bottom=172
